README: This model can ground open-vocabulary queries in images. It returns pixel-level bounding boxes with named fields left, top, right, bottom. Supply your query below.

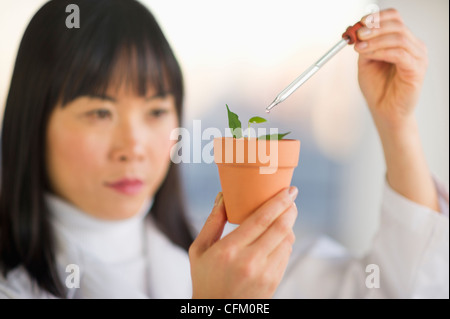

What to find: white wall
left=0, top=0, right=47, bottom=119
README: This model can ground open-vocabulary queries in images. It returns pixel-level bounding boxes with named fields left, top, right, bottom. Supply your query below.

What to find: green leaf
left=248, top=116, right=267, bottom=125
left=258, top=131, right=291, bottom=140
left=226, top=104, right=242, bottom=138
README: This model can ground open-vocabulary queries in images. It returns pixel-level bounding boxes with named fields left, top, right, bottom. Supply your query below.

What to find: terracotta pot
left=214, top=137, right=300, bottom=224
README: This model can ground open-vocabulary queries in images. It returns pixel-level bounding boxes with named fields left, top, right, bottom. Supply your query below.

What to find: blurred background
left=1, top=0, right=448, bottom=256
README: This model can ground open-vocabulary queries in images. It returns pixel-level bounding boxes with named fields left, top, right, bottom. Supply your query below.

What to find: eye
left=87, top=109, right=112, bottom=120
left=149, top=109, right=169, bottom=118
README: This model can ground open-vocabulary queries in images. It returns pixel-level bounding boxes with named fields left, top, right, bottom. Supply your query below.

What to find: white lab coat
left=0, top=179, right=448, bottom=299
left=276, top=179, right=449, bottom=298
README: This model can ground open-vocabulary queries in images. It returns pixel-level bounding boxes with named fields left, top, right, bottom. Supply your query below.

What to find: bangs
left=54, top=0, right=182, bottom=107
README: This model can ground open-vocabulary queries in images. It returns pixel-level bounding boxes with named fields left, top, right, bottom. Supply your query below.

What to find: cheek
left=47, top=130, right=108, bottom=190
left=146, top=119, right=178, bottom=185
left=153, top=115, right=178, bottom=155
left=153, top=127, right=177, bottom=158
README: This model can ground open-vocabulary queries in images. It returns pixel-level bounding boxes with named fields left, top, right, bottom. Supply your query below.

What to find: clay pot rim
left=213, top=137, right=300, bottom=168
left=213, top=137, right=300, bottom=142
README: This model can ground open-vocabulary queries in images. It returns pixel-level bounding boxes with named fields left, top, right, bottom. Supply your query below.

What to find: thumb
left=191, top=192, right=227, bottom=255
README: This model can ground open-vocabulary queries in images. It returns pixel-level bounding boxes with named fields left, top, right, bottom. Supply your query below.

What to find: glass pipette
left=266, top=21, right=364, bottom=112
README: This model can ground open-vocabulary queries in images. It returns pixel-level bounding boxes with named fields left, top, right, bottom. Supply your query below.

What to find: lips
left=105, top=178, right=144, bottom=195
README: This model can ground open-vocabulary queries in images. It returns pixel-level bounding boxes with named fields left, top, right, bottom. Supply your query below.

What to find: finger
left=358, top=48, right=419, bottom=72
left=249, top=204, right=297, bottom=255
left=224, top=186, right=298, bottom=248
left=357, top=20, right=426, bottom=56
left=358, top=20, right=405, bottom=41
left=355, top=33, right=422, bottom=61
left=265, top=236, right=295, bottom=285
left=189, top=192, right=227, bottom=256
left=361, top=8, right=404, bottom=26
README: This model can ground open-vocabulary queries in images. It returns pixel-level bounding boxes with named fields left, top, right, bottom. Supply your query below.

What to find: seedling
left=226, top=104, right=290, bottom=140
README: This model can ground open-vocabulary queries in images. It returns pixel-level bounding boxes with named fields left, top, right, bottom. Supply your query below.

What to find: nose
left=110, top=120, right=146, bottom=163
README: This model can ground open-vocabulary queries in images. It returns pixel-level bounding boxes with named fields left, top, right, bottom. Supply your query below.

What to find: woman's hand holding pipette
left=355, top=8, right=439, bottom=212
left=356, top=8, right=428, bottom=129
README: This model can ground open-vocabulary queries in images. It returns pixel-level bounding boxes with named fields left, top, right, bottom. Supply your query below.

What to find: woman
left=0, top=0, right=448, bottom=298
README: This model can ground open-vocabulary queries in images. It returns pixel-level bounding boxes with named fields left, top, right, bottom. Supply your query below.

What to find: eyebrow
left=86, top=92, right=171, bottom=102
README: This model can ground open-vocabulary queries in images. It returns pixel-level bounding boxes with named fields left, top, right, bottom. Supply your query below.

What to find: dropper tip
left=266, top=101, right=277, bottom=113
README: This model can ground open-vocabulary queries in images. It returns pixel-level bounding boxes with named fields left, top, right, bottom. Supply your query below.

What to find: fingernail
left=358, top=27, right=372, bottom=37
left=288, top=186, right=298, bottom=201
left=214, top=192, right=223, bottom=206
left=356, top=41, right=368, bottom=50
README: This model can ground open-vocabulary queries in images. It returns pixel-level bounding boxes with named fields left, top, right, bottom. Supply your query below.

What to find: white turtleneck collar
left=45, top=193, right=152, bottom=265
left=42, top=193, right=192, bottom=298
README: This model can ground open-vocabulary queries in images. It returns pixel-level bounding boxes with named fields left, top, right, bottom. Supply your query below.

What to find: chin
left=79, top=188, right=152, bottom=220
left=102, top=197, right=149, bottom=220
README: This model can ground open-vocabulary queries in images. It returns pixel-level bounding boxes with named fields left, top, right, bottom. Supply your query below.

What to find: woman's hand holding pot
left=189, top=187, right=298, bottom=298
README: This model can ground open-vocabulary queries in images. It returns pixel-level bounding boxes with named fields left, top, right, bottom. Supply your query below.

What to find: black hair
left=0, top=0, right=193, bottom=298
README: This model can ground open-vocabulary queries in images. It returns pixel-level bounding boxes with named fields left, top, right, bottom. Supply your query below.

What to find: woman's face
left=46, top=85, right=178, bottom=220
